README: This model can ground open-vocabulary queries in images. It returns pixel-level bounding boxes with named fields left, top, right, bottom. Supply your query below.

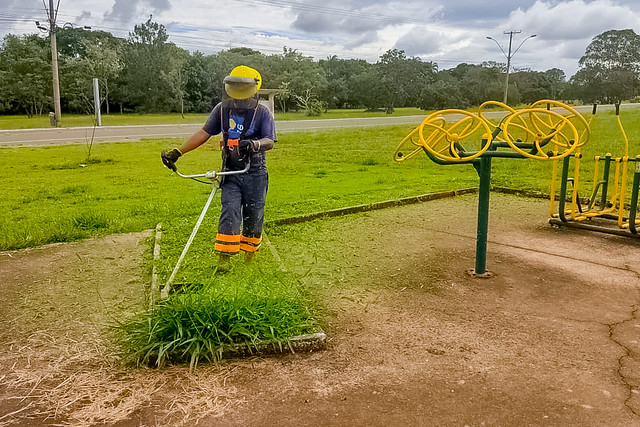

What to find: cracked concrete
left=610, top=305, right=640, bottom=416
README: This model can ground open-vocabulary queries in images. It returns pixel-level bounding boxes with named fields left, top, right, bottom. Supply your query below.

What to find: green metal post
left=599, top=154, right=612, bottom=210
left=558, top=156, right=571, bottom=221
left=473, top=156, right=492, bottom=275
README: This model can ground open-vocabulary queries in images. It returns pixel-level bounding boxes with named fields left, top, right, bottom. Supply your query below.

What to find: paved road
left=0, top=104, right=608, bottom=147
left=0, top=116, right=426, bottom=147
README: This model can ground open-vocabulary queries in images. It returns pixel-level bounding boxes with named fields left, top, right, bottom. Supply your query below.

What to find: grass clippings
left=0, top=330, right=238, bottom=426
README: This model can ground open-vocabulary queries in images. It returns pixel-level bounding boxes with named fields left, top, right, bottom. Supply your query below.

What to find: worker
left=161, top=65, right=275, bottom=270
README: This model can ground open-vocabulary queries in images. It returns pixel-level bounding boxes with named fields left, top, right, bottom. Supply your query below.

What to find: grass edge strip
left=267, top=188, right=479, bottom=227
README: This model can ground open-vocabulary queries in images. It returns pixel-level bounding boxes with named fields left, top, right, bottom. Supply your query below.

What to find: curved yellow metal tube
left=397, top=99, right=588, bottom=164
left=503, top=109, right=579, bottom=160
left=418, top=110, right=492, bottom=162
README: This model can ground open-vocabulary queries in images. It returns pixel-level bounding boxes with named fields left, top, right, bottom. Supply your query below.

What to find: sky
left=2, top=0, right=640, bottom=79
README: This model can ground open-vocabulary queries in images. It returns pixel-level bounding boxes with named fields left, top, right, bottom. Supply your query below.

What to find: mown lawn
left=1, top=106, right=638, bottom=252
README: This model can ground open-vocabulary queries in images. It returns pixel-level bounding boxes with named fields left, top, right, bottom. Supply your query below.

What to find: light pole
left=486, top=31, right=537, bottom=105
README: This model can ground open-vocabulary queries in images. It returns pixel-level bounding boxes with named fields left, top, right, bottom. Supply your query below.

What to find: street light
left=62, top=22, right=91, bottom=30
left=486, top=31, right=537, bottom=105
left=61, top=23, right=92, bottom=58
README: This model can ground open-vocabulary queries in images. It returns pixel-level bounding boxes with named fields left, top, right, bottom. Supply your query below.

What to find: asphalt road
left=0, top=104, right=609, bottom=148
left=0, top=115, right=426, bottom=147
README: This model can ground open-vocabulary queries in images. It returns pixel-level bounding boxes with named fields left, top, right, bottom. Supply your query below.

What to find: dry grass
left=0, top=330, right=238, bottom=426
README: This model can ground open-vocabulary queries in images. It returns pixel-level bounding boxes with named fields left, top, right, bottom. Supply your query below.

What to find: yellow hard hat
left=223, top=66, right=262, bottom=99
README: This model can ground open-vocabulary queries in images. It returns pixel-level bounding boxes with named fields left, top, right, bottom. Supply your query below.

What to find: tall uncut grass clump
left=114, top=265, right=318, bottom=370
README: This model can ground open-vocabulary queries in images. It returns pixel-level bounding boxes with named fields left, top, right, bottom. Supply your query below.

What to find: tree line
left=1, top=17, right=639, bottom=118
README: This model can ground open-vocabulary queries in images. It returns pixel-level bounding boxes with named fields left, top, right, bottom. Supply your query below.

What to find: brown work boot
left=244, top=252, right=255, bottom=264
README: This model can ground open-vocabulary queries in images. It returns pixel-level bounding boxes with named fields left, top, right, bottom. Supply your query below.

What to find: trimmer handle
left=174, top=161, right=250, bottom=180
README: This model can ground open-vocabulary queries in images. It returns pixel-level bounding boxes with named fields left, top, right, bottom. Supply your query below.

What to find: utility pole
left=48, top=0, right=61, bottom=126
left=486, top=31, right=537, bottom=105
left=38, top=3, right=91, bottom=127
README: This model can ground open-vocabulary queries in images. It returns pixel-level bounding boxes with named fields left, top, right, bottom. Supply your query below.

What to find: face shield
left=221, top=66, right=262, bottom=109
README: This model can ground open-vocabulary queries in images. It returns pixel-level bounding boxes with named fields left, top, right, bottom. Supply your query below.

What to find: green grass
left=114, top=262, right=317, bottom=369
left=1, top=109, right=638, bottom=252
left=0, top=125, right=481, bottom=252
left=275, top=107, right=426, bottom=121
left=0, top=123, right=463, bottom=367
left=0, top=113, right=211, bottom=129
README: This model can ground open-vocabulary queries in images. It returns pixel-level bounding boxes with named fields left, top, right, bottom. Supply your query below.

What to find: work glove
left=161, top=148, right=182, bottom=172
left=238, top=139, right=256, bottom=159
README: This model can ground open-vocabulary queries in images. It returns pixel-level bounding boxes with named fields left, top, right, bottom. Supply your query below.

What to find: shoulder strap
left=221, top=104, right=258, bottom=139
left=244, top=107, right=259, bottom=139
left=221, top=105, right=229, bottom=134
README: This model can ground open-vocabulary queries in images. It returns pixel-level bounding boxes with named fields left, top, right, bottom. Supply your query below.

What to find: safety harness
left=220, top=102, right=258, bottom=172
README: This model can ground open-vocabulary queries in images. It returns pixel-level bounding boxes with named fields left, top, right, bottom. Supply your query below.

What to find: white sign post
left=93, top=78, right=101, bottom=126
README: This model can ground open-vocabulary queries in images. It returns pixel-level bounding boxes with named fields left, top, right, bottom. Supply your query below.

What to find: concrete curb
left=219, top=331, right=327, bottom=359
left=267, top=188, right=478, bottom=227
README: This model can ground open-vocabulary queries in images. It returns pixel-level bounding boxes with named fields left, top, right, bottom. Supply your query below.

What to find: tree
left=377, top=49, right=436, bottom=113
left=56, top=26, right=94, bottom=59
left=319, top=56, right=368, bottom=109
left=443, top=63, right=503, bottom=107
left=511, top=70, right=554, bottom=104
left=59, top=55, right=93, bottom=114
left=120, top=17, right=185, bottom=112
left=182, top=51, right=212, bottom=113
left=164, top=43, right=190, bottom=116
left=0, top=34, right=51, bottom=116
left=348, top=67, right=385, bottom=111
left=293, top=88, right=324, bottom=116
left=542, top=68, right=566, bottom=100
left=579, top=29, right=640, bottom=72
left=84, top=31, right=124, bottom=114
left=418, top=74, right=464, bottom=110
left=264, top=47, right=327, bottom=112
left=56, top=29, right=124, bottom=115
left=571, top=29, right=640, bottom=103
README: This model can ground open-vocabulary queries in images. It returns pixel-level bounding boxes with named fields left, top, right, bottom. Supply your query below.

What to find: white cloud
left=2, top=0, right=640, bottom=77
left=395, top=27, right=445, bottom=57
left=508, top=0, right=640, bottom=41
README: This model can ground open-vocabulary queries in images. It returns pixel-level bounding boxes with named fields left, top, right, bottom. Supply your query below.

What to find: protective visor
left=223, top=75, right=259, bottom=100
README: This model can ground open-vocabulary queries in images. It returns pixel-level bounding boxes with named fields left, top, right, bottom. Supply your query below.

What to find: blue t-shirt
left=203, top=102, right=276, bottom=172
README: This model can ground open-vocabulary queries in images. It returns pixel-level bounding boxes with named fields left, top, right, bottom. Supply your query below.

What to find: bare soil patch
left=1, top=194, right=640, bottom=426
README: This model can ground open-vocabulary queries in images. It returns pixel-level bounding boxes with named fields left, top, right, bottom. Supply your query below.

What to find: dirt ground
left=1, top=193, right=640, bottom=426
